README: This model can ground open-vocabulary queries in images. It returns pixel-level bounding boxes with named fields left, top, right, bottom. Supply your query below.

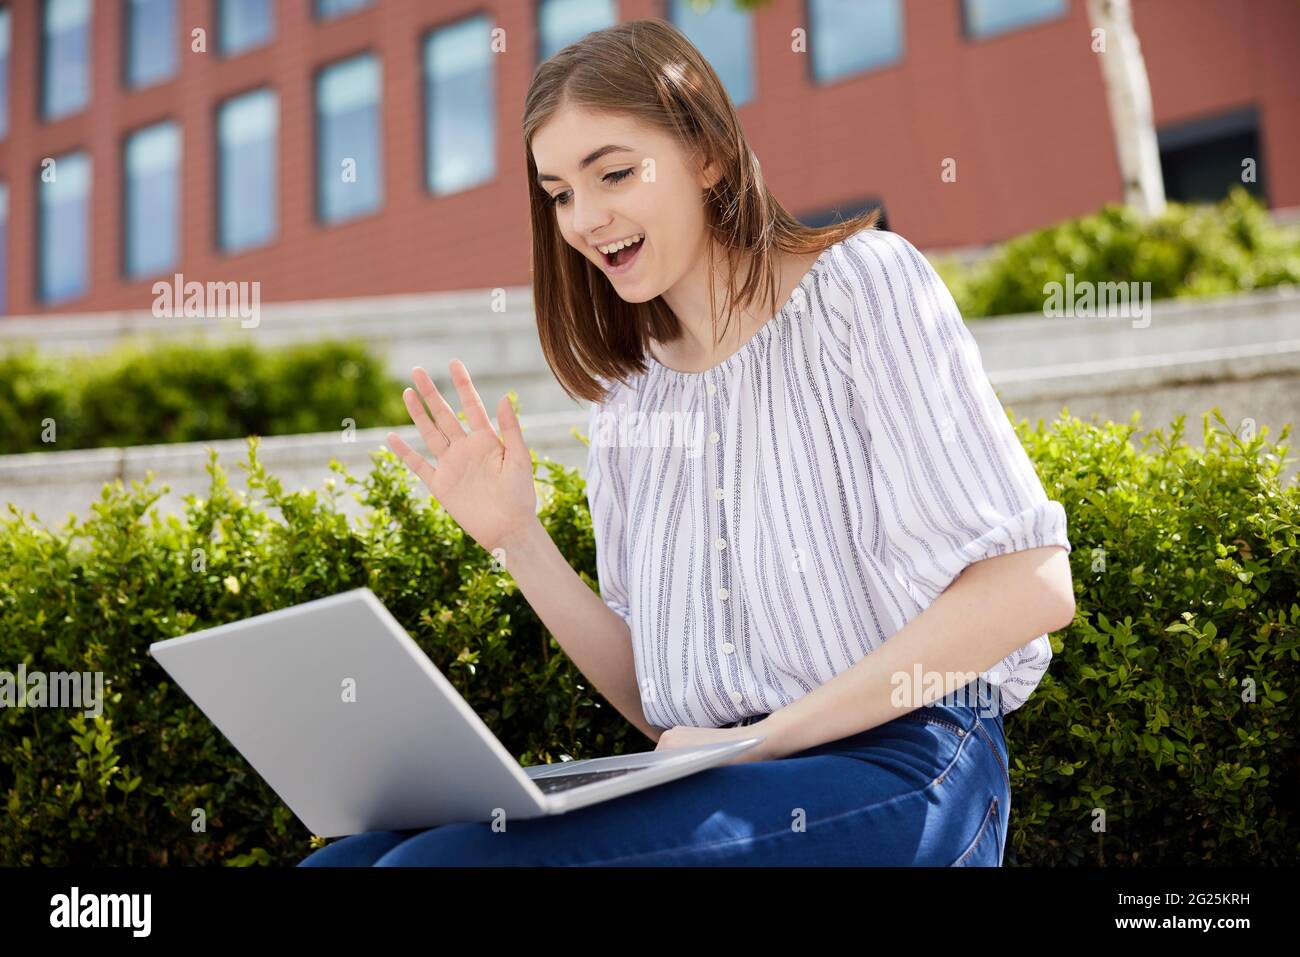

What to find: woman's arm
left=497, top=518, right=660, bottom=743
left=386, top=360, right=658, bottom=744
left=755, top=545, right=1075, bottom=758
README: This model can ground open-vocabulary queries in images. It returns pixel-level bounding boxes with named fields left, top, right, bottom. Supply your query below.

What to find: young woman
left=299, top=18, right=1073, bottom=867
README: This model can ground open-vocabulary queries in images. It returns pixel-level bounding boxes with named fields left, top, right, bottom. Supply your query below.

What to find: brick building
left=0, top=0, right=1295, bottom=316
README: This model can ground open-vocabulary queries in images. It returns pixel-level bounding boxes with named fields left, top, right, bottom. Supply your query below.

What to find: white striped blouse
left=582, top=226, right=1072, bottom=729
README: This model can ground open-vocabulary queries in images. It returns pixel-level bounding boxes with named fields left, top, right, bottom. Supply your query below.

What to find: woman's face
left=532, top=105, right=717, bottom=304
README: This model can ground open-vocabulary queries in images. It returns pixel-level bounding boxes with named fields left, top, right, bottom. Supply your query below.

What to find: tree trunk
left=1087, top=0, right=1167, bottom=219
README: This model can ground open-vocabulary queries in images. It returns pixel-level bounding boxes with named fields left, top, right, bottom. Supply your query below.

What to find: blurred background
left=0, top=0, right=1297, bottom=520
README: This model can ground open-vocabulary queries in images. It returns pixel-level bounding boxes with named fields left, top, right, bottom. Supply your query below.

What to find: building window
left=217, top=88, right=277, bottom=252
left=800, top=198, right=889, bottom=233
left=0, top=8, right=11, bottom=139
left=962, top=0, right=1068, bottom=39
left=538, top=0, right=616, bottom=63
left=38, top=150, right=90, bottom=303
left=316, top=53, right=383, bottom=224
left=1158, top=106, right=1269, bottom=206
left=424, top=16, right=495, bottom=196
left=668, top=0, right=754, bottom=108
left=809, top=0, right=903, bottom=83
left=125, top=0, right=177, bottom=89
left=0, top=181, right=7, bottom=314
left=218, top=0, right=274, bottom=55
left=315, top=0, right=371, bottom=20
left=124, top=121, right=181, bottom=278
left=42, top=0, right=92, bottom=120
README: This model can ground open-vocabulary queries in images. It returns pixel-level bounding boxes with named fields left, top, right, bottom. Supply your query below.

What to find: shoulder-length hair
left=523, top=17, right=881, bottom=405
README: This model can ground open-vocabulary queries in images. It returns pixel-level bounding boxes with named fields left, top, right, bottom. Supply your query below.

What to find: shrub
left=0, top=340, right=408, bottom=455
left=935, top=186, right=1300, bottom=318
left=1001, top=407, right=1299, bottom=865
left=0, top=405, right=1296, bottom=866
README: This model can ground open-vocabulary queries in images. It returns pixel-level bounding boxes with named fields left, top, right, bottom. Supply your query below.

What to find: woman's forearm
left=758, top=546, right=1075, bottom=758
left=496, top=518, right=660, bottom=743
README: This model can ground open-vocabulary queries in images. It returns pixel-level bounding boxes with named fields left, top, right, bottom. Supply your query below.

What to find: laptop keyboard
left=530, top=767, right=638, bottom=794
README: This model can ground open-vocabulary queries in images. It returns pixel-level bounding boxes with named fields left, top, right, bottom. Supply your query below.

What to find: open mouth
left=602, top=235, right=645, bottom=271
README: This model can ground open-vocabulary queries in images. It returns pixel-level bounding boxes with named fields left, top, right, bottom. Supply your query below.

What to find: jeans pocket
left=895, top=709, right=970, bottom=740
left=950, top=796, right=1000, bottom=867
left=888, top=709, right=974, bottom=790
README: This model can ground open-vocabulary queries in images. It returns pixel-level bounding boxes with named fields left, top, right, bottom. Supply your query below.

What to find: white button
left=715, top=538, right=727, bottom=550
left=729, top=690, right=743, bottom=705
left=717, top=588, right=729, bottom=600
left=706, top=383, right=717, bottom=396
left=708, top=431, right=720, bottom=444
left=721, top=641, right=735, bottom=654
left=714, top=488, right=725, bottom=501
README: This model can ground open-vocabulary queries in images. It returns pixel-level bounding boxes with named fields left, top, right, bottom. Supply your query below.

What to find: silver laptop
left=148, top=587, right=765, bottom=838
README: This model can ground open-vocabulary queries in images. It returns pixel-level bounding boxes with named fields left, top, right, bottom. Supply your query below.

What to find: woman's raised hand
left=386, top=360, right=537, bottom=555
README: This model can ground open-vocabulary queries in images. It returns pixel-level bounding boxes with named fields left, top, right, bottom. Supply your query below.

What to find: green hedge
left=0, top=340, right=408, bottom=455
left=932, top=187, right=1300, bottom=318
left=1, top=405, right=1297, bottom=866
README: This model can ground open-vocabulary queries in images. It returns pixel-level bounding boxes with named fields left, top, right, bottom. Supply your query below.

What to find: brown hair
left=523, top=17, right=880, bottom=404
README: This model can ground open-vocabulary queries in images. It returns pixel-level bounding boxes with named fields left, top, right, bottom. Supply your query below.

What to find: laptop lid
left=148, top=588, right=547, bottom=837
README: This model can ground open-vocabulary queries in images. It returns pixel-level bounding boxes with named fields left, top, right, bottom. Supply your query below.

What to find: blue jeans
left=297, top=698, right=1010, bottom=866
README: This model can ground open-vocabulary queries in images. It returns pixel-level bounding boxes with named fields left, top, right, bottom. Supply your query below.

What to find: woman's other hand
left=654, top=725, right=777, bottom=765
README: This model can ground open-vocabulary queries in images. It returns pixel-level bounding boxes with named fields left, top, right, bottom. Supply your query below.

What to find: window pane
left=316, top=53, right=383, bottom=223
left=670, top=0, right=755, bottom=108
left=126, top=0, right=176, bottom=88
left=218, top=0, right=274, bottom=55
left=424, top=16, right=495, bottom=195
left=964, top=0, right=1067, bottom=38
left=538, top=0, right=615, bottom=62
left=39, top=151, right=90, bottom=303
left=809, top=0, right=903, bottom=83
left=1158, top=107, right=1268, bottom=205
left=218, top=89, right=277, bottom=252
left=315, top=0, right=370, bottom=20
left=0, top=8, right=11, bottom=139
left=42, top=0, right=92, bottom=120
left=125, top=122, right=181, bottom=278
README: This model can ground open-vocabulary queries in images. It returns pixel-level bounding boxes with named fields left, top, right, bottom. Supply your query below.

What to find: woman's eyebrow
left=536, top=145, right=636, bottom=185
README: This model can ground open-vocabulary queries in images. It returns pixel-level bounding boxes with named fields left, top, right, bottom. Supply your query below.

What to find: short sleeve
left=847, top=230, right=1072, bottom=609
left=584, top=389, right=632, bottom=626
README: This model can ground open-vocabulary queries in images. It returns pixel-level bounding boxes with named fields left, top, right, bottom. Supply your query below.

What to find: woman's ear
left=695, top=147, right=724, bottom=192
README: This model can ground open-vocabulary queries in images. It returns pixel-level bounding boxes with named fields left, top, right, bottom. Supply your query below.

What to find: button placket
left=707, top=373, right=744, bottom=716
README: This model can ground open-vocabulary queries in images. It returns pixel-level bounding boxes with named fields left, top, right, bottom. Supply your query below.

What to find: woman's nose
left=568, top=192, right=611, bottom=236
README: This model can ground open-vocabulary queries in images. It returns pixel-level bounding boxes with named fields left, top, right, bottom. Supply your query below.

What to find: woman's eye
left=548, top=168, right=634, bottom=208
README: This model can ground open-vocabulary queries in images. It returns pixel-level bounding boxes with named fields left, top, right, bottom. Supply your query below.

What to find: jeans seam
left=952, top=796, right=999, bottom=867
left=570, top=733, right=976, bottom=866
left=972, top=720, right=1010, bottom=792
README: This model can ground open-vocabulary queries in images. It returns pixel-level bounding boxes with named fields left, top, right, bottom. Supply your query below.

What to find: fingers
left=447, top=359, right=495, bottom=434
left=402, top=386, right=452, bottom=459
left=386, top=431, right=437, bottom=490
left=411, top=366, right=466, bottom=444
left=496, top=394, right=529, bottom=462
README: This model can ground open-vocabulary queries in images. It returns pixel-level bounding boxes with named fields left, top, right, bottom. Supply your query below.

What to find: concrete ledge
left=4, top=285, right=1297, bottom=523
left=0, top=411, right=591, bottom=528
